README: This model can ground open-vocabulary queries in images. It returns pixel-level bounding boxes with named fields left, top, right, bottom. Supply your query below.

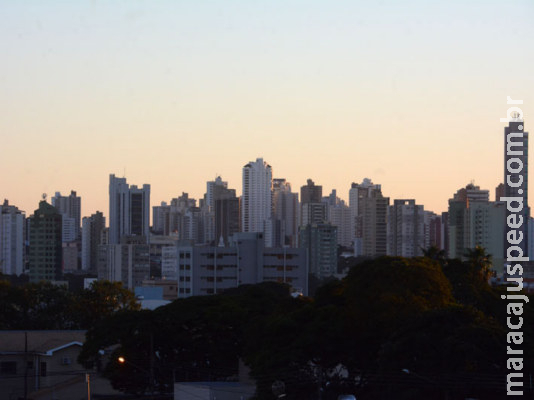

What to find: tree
left=74, top=280, right=140, bottom=328
left=422, top=245, right=446, bottom=264
left=464, top=246, right=493, bottom=282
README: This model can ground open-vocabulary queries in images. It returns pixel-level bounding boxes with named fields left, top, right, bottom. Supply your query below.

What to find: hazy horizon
left=2, top=0, right=533, bottom=218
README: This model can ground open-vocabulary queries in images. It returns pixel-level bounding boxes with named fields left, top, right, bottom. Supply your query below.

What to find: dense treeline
left=76, top=251, right=534, bottom=400
left=0, top=280, right=140, bottom=329
left=2, top=251, right=532, bottom=399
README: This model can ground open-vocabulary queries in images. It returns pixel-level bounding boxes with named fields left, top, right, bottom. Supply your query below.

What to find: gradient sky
left=1, top=0, right=533, bottom=220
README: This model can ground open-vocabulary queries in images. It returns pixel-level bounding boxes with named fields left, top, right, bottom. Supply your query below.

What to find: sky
left=1, top=0, right=533, bottom=219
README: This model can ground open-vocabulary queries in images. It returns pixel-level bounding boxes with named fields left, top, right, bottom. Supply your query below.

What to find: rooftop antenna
left=42, top=193, right=47, bottom=201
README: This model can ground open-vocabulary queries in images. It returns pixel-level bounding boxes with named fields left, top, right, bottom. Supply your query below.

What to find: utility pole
left=24, top=332, right=28, bottom=400
left=149, top=332, right=154, bottom=400
left=86, top=373, right=91, bottom=400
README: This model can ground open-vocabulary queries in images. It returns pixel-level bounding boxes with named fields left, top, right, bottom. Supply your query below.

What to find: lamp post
left=117, top=356, right=154, bottom=400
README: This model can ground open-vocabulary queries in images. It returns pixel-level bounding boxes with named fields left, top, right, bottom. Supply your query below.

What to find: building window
left=40, top=362, right=47, bottom=377
left=0, top=361, right=16, bottom=375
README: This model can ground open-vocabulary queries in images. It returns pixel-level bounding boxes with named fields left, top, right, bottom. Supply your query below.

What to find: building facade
left=162, top=233, right=308, bottom=297
left=299, top=223, right=337, bottom=279
left=241, top=158, right=272, bottom=234
left=387, top=199, right=425, bottom=257
left=52, top=191, right=81, bottom=240
left=109, top=174, right=150, bottom=244
left=81, top=211, right=105, bottom=273
left=0, top=200, right=25, bottom=276
left=28, top=201, right=63, bottom=282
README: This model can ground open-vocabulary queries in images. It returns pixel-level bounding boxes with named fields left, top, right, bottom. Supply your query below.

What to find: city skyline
left=1, top=1, right=533, bottom=218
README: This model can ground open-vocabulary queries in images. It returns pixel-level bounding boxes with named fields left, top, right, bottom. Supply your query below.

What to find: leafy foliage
left=3, top=252, right=532, bottom=399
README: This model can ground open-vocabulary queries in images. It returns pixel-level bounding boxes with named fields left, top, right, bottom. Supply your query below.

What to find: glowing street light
left=117, top=356, right=153, bottom=400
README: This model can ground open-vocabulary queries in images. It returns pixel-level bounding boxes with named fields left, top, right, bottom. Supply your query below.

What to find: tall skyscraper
left=203, top=176, right=228, bottom=244
left=214, top=185, right=239, bottom=246
left=299, top=223, right=338, bottom=279
left=349, top=178, right=382, bottom=245
left=81, top=211, right=105, bottom=273
left=448, top=183, right=505, bottom=274
left=300, top=179, right=326, bottom=226
left=52, top=190, right=81, bottom=241
left=109, top=174, right=150, bottom=244
left=272, top=179, right=299, bottom=247
left=152, top=201, right=170, bottom=235
left=0, top=200, right=25, bottom=276
left=323, top=190, right=352, bottom=248
left=503, top=118, right=529, bottom=257
left=28, top=200, right=63, bottom=282
left=361, top=191, right=389, bottom=257
left=387, top=199, right=425, bottom=257
left=206, top=176, right=228, bottom=211
left=301, top=179, right=322, bottom=204
left=448, top=183, right=489, bottom=259
left=241, top=158, right=272, bottom=234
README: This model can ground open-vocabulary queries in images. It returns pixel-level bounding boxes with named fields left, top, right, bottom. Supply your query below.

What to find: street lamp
left=117, top=356, right=154, bottom=400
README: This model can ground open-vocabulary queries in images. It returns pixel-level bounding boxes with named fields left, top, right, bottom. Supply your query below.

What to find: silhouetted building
left=299, top=223, right=337, bottom=279
left=387, top=199, right=425, bottom=257
left=349, top=178, right=382, bottom=250
left=272, top=179, right=299, bottom=247
left=448, top=183, right=505, bottom=274
left=98, top=235, right=150, bottom=289
left=214, top=186, right=239, bottom=246
left=324, top=190, right=352, bottom=248
left=301, top=179, right=322, bottom=203
left=152, top=201, right=170, bottom=235
left=241, top=158, right=272, bottom=234
left=29, top=200, right=63, bottom=282
left=0, top=200, right=25, bottom=276
left=109, top=174, right=150, bottom=244
left=161, top=232, right=308, bottom=297
left=81, top=211, right=105, bottom=273
left=52, top=190, right=81, bottom=241
left=361, top=192, right=389, bottom=257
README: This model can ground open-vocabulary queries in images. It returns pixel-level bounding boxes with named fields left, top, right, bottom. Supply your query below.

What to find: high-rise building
left=152, top=202, right=170, bottom=235
left=448, top=183, right=489, bottom=259
left=299, top=223, right=338, bottom=279
left=425, top=211, right=445, bottom=251
left=214, top=186, right=239, bottom=246
left=97, top=236, right=150, bottom=289
left=503, top=118, right=529, bottom=257
left=0, top=200, right=25, bottom=276
left=241, top=158, right=272, bottom=234
left=81, top=211, right=105, bottom=273
left=109, top=174, right=150, bottom=244
left=301, top=179, right=322, bottom=204
left=52, top=191, right=81, bottom=241
left=272, top=179, right=299, bottom=247
left=349, top=178, right=382, bottom=245
left=206, top=176, right=228, bottom=211
left=300, top=179, right=326, bottom=226
left=387, top=199, right=425, bottom=257
left=361, top=191, right=389, bottom=257
left=495, top=183, right=505, bottom=202
left=448, top=183, right=505, bottom=274
left=202, top=176, right=228, bottom=244
left=323, top=190, right=352, bottom=248
left=28, top=200, right=63, bottom=282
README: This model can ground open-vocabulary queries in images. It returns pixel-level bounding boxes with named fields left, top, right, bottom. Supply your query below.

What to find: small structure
left=0, top=330, right=118, bottom=400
